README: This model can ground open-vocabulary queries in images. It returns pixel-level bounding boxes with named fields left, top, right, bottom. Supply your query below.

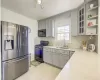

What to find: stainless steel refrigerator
left=1, top=21, right=29, bottom=80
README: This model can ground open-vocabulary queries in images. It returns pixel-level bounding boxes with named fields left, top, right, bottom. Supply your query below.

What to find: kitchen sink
left=59, top=47, right=69, bottom=49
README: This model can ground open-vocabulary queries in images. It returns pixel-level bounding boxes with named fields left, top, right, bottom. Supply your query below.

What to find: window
left=57, top=25, right=70, bottom=41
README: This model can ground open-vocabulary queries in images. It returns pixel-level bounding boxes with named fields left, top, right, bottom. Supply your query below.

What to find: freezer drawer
left=2, top=56, right=29, bottom=80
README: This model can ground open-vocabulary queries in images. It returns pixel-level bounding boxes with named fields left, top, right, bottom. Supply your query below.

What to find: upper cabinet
left=46, top=18, right=55, bottom=37
left=38, top=18, right=55, bottom=37
left=38, top=20, right=46, bottom=30
left=71, top=9, right=78, bottom=36
left=78, top=4, right=85, bottom=35
left=78, top=0, right=98, bottom=35
left=38, top=0, right=98, bottom=37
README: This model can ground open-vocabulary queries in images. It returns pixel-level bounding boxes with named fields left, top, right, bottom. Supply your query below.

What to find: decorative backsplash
left=34, top=36, right=92, bottom=49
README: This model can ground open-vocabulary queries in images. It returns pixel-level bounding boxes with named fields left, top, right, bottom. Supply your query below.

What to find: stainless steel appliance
left=1, top=21, right=29, bottom=80
left=35, top=41, right=49, bottom=62
left=38, top=29, right=46, bottom=37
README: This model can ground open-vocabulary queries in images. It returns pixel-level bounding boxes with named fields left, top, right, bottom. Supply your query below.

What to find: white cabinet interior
left=85, top=0, right=98, bottom=35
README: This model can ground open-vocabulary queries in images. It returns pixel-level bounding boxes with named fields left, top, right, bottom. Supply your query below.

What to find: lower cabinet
left=59, top=54, right=70, bottom=68
left=43, top=51, right=53, bottom=64
left=43, top=48, right=74, bottom=68
left=52, top=52, right=60, bottom=67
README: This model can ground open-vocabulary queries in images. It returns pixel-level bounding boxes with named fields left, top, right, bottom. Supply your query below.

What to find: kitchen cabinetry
left=43, top=50, right=52, bottom=64
left=38, top=18, right=55, bottom=37
left=78, top=0, right=98, bottom=35
left=52, top=52, right=60, bottom=67
left=59, top=53, right=69, bottom=68
left=46, top=18, right=55, bottom=37
left=85, top=0, right=98, bottom=35
left=71, top=9, right=78, bottom=36
left=78, top=4, right=85, bottom=35
left=38, top=20, right=46, bottom=30
left=43, top=47, right=74, bottom=68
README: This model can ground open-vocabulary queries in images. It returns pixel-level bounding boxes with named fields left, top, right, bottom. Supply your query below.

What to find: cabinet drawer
left=43, top=47, right=51, bottom=52
left=55, top=49, right=64, bottom=53
left=52, top=48, right=56, bottom=53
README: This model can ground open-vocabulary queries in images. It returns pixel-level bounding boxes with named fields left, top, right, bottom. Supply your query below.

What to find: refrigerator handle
left=17, top=26, right=19, bottom=53
left=19, top=27, right=21, bottom=52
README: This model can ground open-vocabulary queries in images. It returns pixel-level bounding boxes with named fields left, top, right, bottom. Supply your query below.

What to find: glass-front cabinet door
left=78, top=4, right=85, bottom=35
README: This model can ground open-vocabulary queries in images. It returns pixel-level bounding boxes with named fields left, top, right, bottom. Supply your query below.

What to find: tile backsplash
left=34, top=36, right=91, bottom=49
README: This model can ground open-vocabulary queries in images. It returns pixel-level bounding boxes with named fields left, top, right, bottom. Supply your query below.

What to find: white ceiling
left=1, top=0, right=84, bottom=20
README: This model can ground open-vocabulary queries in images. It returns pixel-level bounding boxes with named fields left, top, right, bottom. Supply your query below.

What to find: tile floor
left=16, top=63, right=61, bottom=80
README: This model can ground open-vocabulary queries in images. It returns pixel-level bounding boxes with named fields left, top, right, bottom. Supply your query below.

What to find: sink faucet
left=62, top=39, right=68, bottom=48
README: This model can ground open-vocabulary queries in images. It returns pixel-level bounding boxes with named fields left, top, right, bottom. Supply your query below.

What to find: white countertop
left=55, top=49, right=100, bottom=80
left=44, top=46, right=75, bottom=51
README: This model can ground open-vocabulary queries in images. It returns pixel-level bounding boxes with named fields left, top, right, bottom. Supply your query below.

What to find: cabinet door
left=71, top=9, right=78, bottom=36
left=43, top=50, right=52, bottom=64
left=59, top=54, right=70, bottom=68
left=52, top=52, right=60, bottom=67
left=38, top=21, right=42, bottom=30
left=38, top=20, right=46, bottom=30
left=46, top=18, right=55, bottom=37
left=78, top=4, right=85, bottom=35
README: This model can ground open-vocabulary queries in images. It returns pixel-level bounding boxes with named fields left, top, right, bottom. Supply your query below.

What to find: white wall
left=1, top=7, right=38, bottom=61
left=35, top=35, right=89, bottom=49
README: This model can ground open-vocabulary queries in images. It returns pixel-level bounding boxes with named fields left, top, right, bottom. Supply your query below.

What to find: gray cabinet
left=46, top=18, right=55, bottom=37
left=38, top=18, right=55, bottom=37
left=43, top=47, right=74, bottom=68
left=38, top=20, right=46, bottom=30
left=71, top=9, right=78, bottom=36
left=52, top=52, right=60, bottom=67
left=78, top=4, right=85, bottom=35
left=43, top=50, right=52, bottom=64
left=78, top=0, right=98, bottom=35
left=59, top=54, right=69, bottom=68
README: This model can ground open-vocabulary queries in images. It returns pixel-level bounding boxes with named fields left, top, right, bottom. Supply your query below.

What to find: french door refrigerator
left=1, top=21, right=29, bottom=80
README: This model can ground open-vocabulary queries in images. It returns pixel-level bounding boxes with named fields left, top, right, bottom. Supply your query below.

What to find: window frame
left=55, top=24, right=71, bottom=43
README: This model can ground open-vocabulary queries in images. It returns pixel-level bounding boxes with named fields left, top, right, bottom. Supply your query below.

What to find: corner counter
left=55, top=49, right=100, bottom=80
